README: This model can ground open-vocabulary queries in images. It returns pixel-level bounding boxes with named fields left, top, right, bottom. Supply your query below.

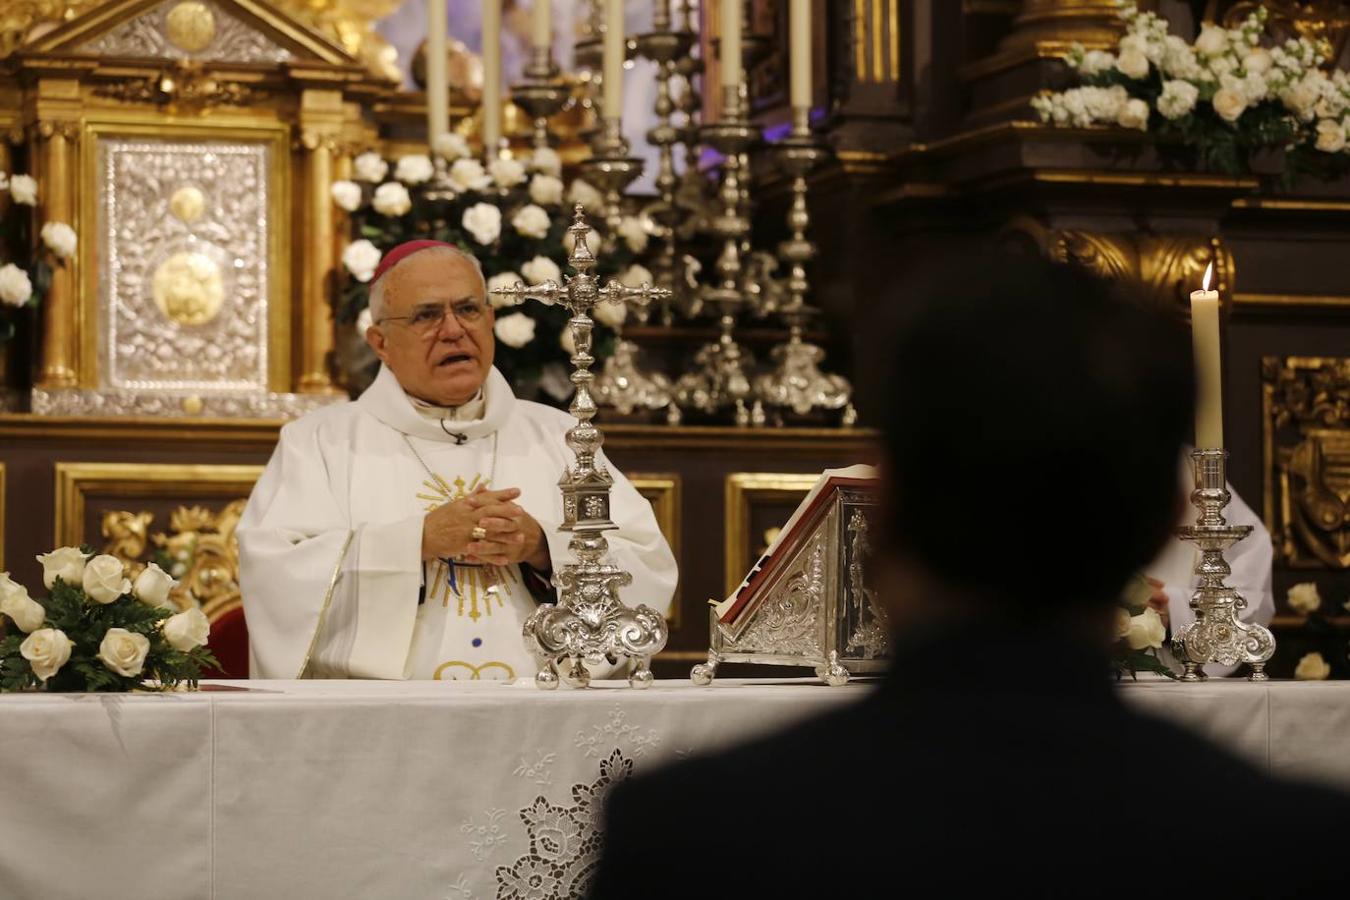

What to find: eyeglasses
left=378, top=300, right=487, bottom=336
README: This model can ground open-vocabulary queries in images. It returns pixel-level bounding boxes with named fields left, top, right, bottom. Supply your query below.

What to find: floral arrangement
left=1284, top=581, right=1349, bottom=680
left=334, top=134, right=653, bottom=405
left=0, top=168, right=78, bottom=344
left=0, top=548, right=216, bottom=692
left=1112, top=574, right=1173, bottom=678
left=1031, top=2, right=1350, bottom=176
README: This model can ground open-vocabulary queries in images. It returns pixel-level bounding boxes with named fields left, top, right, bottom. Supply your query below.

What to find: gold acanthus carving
left=91, top=62, right=269, bottom=111
left=101, top=500, right=246, bottom=612
left=1215, top=2, right=1350, bottom=63
left=1263, top=357, right=1350, bottom=570
left=30, top=120, right=80, bottom=142
left=273, top=0, right=402, bottom=83
left=0, top=1, right=101, bottom=58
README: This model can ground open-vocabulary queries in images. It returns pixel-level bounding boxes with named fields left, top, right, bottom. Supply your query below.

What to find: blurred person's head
left=868, top=245, right=1193, bottom=635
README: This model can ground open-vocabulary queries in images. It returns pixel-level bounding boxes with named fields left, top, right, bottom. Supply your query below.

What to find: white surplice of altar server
left=1143, top=452, right=1274, bottom=675
left=237, top=240, right=677, bottom=681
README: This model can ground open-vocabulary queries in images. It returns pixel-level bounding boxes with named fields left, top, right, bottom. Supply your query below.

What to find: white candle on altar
left=602, top=0, right=625, bottom=119
left=426, top=0, right=448, bottom=143
left=720, top=0, right=742, bottom=90
left=482, top=0, right=502, bottom=153
left=1191, top=261, right=1224, bottom=449
left=789, top=0, right=810, bottom=110
left=531, top=0, right=551, bottom=50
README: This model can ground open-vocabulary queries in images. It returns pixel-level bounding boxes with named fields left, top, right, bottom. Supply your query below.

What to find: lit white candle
left=1190, top=262, right=1224, bottom=449
left=426, top=0, right=448, bottom=143
left=602, top=0, right=625, bottom=119
left=720, top=0, right=742, bottom=90
left=482, top=0, right=502, bottom=153
left=789, top=0, right=810, bottom=110
left=532, top=0, right=550, bottom=51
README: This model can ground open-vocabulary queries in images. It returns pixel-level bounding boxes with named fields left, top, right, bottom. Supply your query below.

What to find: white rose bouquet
left=0, top=168, right=77, bottom=346
left=334, top=147, right=637, bottom=406
left=0, top=549, right=216, bottom=692
left=1031, top=2, right=1350, bottom=177
left=1112, top=574, right=1176, bottom=679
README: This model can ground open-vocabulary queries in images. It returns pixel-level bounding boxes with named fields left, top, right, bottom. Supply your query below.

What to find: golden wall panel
left=630, top=473, right=682, bottom=626
left=724, top=473, right=821, bottom=597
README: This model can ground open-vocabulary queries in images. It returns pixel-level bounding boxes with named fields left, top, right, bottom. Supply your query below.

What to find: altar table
left=4, top=678, right=1349, bottom=900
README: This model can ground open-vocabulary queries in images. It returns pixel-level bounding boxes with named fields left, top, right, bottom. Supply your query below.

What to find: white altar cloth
left=3, top=678, right=1349, bottom=900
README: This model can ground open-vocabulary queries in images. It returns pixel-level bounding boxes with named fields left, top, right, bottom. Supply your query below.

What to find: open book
left=714, top=464, right=879, bottom=623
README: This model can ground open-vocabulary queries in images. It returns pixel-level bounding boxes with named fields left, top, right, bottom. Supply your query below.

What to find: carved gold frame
left=78, top=118, right=292, bottom=392
left=724, top=472, right=821, bottom=597
left=628, top=473, right=682, bottom=625
left=54, top=462, right=264, bottom=547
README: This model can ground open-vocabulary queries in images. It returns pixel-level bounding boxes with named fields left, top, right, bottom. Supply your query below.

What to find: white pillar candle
left=1190, top=262, right=1224, bottom=449
left=720, top=0, right=742, bottom=90
left=482, top=0, right=502, bottom=153
left=426, top=0, right=448, bottom=143
left=602, top=0, right=625, bottom=119
left=532, top=0, right=550, bottom=51
left=789, top=0, right=810, bottom=109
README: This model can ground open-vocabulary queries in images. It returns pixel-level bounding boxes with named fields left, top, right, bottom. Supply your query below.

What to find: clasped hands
left=421, top=485, right=550, bottom=571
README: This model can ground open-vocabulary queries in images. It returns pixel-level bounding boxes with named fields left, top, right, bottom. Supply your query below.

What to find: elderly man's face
left=366, top=252, right=495, bottom=407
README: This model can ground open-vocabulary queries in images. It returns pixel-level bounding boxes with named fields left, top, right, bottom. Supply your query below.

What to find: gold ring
left=471, top=525, right=488, bottom=541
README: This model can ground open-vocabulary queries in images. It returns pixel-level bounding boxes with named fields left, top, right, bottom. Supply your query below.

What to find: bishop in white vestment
left=238, top=241, right=677, bottom=680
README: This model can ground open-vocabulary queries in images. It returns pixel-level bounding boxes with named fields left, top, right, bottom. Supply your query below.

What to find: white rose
left=433, top=132, right=471, bottom=160
left=1195, top=24, right=1228, bottom=57
left=1117, top=98, right=1150, bottom=131
left=1118, top=34, right=1148, bottom=60
left=342, top=239, right=382, bottom=283
left=9, top=174, right=37, bottom=206
left=20, top=628, right=72, bottom=682
left=133, top=562, right=177, bottom=609
left=1116, top=48, right=1150, bottom=80
left=372, top=181, right=412, bottom=216
left=593, top=299, right=627, bottom=329
left=82, top=554, right=131, bottom=604
left=163, top=607, right=210, bottom=652
left=487, top=271, right=524, bottom=308
left=1244, top=47, right=1272, bottom=76
left=1125, top=607, right=1166, bottom=650
left=567, top=178, right=605, bottom=213
left=1315, top=119, right=1347, bottom=153
left=1287, top=582, right=1322, bottom=615
left=0, top=264, right=32, bottom=307
left=330, top=180, right=363, bottom=212
left=1295, top=651, right=1331, bottom=681
left=98, top=627, right=150, bottom=678
left=353, top=151, right=389, bottom=183
left=493, top=312, right=537, bottom=348
left=1282, top=78, right=1320, bottom=120
left=462, top=202, right=502, bottom=245
left=529, top=174, right=564, bottom=206
left=1113, top=607, right=1132, bottom=640
left=449, top=158, right=491, bottom=192
left=36, top=546, right=87, bottom=590
left=395, top=154, right=435, bottom=185
left=0, top=574, right=45, bottom=633
left=618, top=216, right=650, bottom=253
left=619, top=263, right=654, bottom=289
left=40, top=221, right=77, bottom=259
left=559, top=326, right=576, bottom=355
left=521, top=255, right=561, bottom=288
left=1078, top=50, right=1116, bottom=77
left=1212, top=87, right=1247, bottom=122
left=1157, top=79, right=1199, bottom=119
left=530, top=147, right=562, bottom=176
left=489, top=156, right=527, bottom=189
left=356, top=306, right=374, bottom=333
left=511, top=203, right=551, bottom=239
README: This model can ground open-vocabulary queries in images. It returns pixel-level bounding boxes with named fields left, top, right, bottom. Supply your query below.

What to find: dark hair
left=873, top=245, right=1194, bottom=612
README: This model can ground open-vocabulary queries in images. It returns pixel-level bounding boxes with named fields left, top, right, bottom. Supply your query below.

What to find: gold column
left=295, top=88, right=344, bottom=394
left=32, top=78, right=82, bottom=390
left=1000, top=0, right=1124, bottom=52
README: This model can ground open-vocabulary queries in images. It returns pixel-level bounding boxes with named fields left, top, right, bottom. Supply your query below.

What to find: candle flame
left=1202, top=261, right=1214, bottom=292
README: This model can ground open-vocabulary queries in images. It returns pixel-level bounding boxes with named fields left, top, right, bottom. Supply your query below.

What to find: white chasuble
left=238, top=365, right=678, bottom=681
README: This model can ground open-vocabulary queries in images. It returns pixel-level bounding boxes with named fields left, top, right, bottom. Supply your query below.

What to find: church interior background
left=1, top=0, right=1349, bottom=680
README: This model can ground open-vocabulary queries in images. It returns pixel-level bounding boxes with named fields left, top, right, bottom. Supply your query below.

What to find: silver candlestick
left=1170, top=448, right=1276, bottom=681
left=582, top=117, right=643, bottom=251
left=511, top=46, right=569, bottom=151
left=755, top=109, right=857, bottom=425
left=490, top=206, right=672, bottom=690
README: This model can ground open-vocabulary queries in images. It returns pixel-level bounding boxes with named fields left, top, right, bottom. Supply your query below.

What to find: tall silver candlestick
left=511, top=46, right=569, bottom=151
left=1171, top=448, right=1276, bottom=681
left=491, top=206, right=672, bottom=690
left=582, top=117, right=643, bottom=251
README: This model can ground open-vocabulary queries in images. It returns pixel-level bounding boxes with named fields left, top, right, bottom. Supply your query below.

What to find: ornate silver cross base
left=1171, top=448, right=1276, bottom=682
left=492, top=206, right=672, bottom=689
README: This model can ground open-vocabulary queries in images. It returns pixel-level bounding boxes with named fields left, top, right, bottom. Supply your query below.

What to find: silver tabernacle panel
left=693, top=485, right=885, bottom=686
